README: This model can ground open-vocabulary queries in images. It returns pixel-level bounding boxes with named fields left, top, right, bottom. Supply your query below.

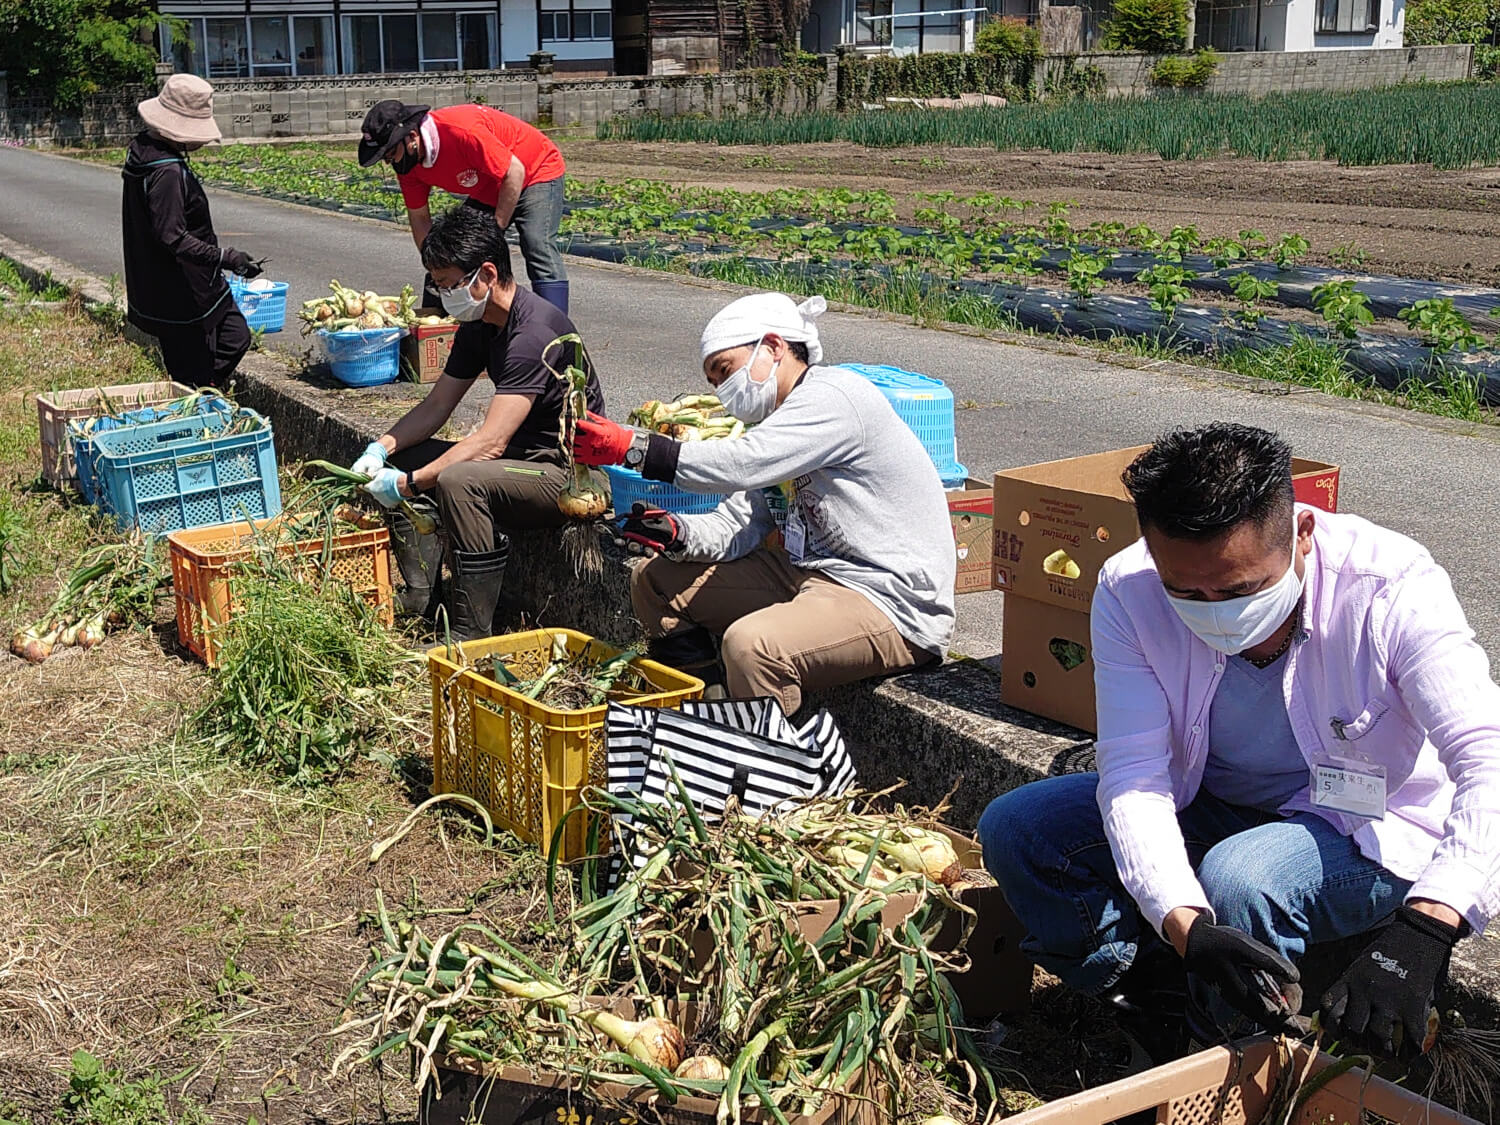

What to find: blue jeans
left=511, top=175, right=567, bottom=284
left=979, top=773, right=1410, bottom=1006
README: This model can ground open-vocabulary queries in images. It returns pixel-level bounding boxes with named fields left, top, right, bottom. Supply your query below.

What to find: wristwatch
left=404, top=469, right=419, bottom=495
left=623, top=431, right=649, bottom=471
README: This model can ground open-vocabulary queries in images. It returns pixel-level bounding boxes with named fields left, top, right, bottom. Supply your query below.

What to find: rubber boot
left=447, top=541, right=509, bottom=644
left=648, top=627, right=725, bottom=697
left=389, top=509, right=443, bottom=619
left=532, top=279, right=569, bottom=314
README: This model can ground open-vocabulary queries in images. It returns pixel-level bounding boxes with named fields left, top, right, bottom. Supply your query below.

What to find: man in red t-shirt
left=358, top=100, right=570, bottom=312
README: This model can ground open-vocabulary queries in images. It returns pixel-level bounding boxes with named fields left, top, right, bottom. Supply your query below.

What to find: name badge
left=1311, top=760, right=1386, bottom=820
left=784, top=512, right=806, bottom=560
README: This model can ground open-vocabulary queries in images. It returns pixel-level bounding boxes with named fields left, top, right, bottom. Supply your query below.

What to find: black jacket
left=121, top=132, right=232, bottom=330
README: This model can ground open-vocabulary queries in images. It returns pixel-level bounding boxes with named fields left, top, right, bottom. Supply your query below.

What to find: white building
left=157, top=0, right=615, bottom=77
left=1194, top=0, right=1404, bottom=51
left=802, top=0, right=978, bottom=55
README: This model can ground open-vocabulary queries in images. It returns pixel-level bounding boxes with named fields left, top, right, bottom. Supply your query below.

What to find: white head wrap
left=700, top=293, right=827, bottom=365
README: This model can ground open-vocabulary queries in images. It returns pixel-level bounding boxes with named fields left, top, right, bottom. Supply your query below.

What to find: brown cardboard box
left=948, top=478, right=994, bottom=596
left=992, top=449, right=1341, bottom=610
left=401, top=309, right=458, bottom=384
left=1000, top=595, right=1096, bottom=732
left=425, top=1000, right=879, bottom=1124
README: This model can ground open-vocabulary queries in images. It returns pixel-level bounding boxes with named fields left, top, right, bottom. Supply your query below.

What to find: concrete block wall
left=1047, top=43, right=1473, bottom=97
left=0, top=45, right=1477, bottom=145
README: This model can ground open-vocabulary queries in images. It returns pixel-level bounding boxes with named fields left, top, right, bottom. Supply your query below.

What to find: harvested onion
left=488, top=978, right=685, bottom=1071
left=675, top=1055, right=727, bottom=1081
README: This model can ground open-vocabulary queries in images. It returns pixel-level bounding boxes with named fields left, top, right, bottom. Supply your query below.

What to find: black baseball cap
left=358, top=100, right=431, bottom=167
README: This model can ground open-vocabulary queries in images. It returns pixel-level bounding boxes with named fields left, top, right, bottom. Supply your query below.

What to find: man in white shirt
left=980, top=422, right=1500, bottom=1059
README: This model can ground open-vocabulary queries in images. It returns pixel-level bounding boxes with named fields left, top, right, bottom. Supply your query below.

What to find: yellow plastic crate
left=428, top=628, right=704, bottom=860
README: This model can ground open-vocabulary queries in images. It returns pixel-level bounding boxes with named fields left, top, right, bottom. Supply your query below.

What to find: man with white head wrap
left=574, top=292, right=956, bottom=716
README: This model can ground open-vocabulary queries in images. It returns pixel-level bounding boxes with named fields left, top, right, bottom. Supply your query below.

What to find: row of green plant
left=558, top=179, right=1499, bottom=354
left=598, top=81, right=1500, bottom=168
left=636, top=251, right=1492, bottom=423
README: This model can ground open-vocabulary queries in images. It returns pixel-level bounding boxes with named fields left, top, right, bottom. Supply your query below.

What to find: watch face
left=625, top=448, right=644, bottom=468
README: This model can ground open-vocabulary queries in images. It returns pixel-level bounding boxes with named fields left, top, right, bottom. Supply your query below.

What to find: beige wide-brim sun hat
left=138, top=74, right=223, bottom=144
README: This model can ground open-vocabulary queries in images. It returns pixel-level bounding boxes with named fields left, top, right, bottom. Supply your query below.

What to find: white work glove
left=351, top=441, right=388, bottom=479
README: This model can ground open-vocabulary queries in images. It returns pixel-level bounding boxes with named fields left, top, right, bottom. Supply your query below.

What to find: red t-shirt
left=398, top=104, right=566, bottom=211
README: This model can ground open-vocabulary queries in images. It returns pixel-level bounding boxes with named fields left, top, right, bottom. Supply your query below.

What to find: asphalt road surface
left=3, top=144, right=1498, bottom=660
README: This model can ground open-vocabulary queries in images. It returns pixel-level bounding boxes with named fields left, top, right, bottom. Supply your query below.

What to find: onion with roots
left=545, top=332, right=609, bottom=576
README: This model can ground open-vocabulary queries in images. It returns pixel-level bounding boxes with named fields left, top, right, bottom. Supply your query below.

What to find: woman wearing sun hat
left=121, top=74, right=262, bottom=388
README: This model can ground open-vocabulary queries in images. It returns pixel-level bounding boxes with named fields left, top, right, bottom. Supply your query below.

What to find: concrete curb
left=4, top=234, right=1498, bottom=1033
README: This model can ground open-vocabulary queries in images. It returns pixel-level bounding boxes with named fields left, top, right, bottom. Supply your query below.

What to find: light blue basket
left=319, top=327, right=406, bottom=387
left=604, top=464, right=721, bottom=518
left=841, top=363, right=968, bottom=487
left=91, top=408, right=282, bottom=534
left=229, top=277, right=289, bottom=333
left=71, top=394, right=233, bottom=505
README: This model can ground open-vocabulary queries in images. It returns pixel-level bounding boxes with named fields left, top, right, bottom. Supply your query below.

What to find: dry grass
left=0, top=302, right=557, bottom=1123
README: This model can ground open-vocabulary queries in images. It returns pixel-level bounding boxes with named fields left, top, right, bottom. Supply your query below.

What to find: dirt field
left=560, top=139, right=1500, bottom=285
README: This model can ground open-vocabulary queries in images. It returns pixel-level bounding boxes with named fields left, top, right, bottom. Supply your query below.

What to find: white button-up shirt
left=1091, top=507, right=1500, bottom=935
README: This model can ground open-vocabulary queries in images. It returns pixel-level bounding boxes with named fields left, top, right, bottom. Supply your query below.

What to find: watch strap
left=405, top=469, right=418, bottom=495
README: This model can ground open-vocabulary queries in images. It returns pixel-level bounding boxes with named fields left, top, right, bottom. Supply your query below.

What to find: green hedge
left=837, top=47, right=1034, bottom=108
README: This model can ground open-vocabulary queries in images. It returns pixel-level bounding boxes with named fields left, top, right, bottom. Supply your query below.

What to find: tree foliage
left=0, top=0, right=163, bottom=109
left=1404, top=0, right=1499, bottom=42
left=1101, top=0, right=1191, bottom=52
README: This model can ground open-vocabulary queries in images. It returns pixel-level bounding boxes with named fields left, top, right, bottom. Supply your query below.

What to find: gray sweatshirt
left=669, top=365, right=956, bottom=657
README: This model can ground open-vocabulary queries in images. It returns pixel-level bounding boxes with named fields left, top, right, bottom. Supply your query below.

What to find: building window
left=462, top=12, right=498, bottom=68
left=541, top=0, right=612, bottom=42
left=250, top=16, right=292, bottom=75
left=855, top=0, right=894, bottom=45
left=1316, top=0, right=1378, bottom=32
left=294, top=16, right=335, bottom=75
left=421, top=12, right=461, bottom=69
left=205, top=17, right=249, bottom=78
left=343, top=14, right=383, bottom=73
left=383, top=14, right=420, bottom=71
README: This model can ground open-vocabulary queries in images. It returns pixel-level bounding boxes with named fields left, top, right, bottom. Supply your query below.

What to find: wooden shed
left=613, top=0, right=789, bottom=75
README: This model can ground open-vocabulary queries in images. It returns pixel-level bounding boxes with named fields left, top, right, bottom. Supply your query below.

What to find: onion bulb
left=488, top=978, right=685, bottom=1071
left=77, top=613, right=107, bottom=650
left=11, top=622, right=60, bottom=664
left=877, top=827, right=963, bottom=887
left=827, top=845, right=902, bottom=888
left=675, top=1055, right=727, bottom=1081
left=949, top=867, right=997, bottom=892
left=557, top=462, right=607, bottom=521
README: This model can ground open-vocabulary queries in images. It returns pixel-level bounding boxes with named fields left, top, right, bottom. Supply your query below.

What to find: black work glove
left=1319, top=905, right=1459, bottom=1059
left=1183, top=915, right=1304, bottom=1035
left=222, top=248, right=263, bottom=279
left=620, top=503, right=683, bottom=553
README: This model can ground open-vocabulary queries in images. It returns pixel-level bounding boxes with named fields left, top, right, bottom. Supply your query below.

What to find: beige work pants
left=630, top=547, right=927, bottom=716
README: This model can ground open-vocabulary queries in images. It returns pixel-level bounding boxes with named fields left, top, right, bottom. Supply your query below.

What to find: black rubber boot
left=648, top=627, right=725, bottom=691
left=447, top=541, right=509, bottom=643
left=1102, top=946, right=1195, bottom=1075
left=389, top=509, right=444, bottom=619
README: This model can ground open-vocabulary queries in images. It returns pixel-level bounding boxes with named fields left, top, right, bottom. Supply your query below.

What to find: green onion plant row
left=600, top=82, right=1500, bottom=169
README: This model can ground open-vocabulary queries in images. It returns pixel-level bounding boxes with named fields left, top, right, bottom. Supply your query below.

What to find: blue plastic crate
left=319, top=327, right=405, bottom=387
left=71, top=394, right=233, bottom=505
left=91, top=408, right=282, bottom=534
left=604, top=464, right=721, bottom=518
left=841, top=363, right=968, bottom=487
left=229, top=277, right=289, bottom=333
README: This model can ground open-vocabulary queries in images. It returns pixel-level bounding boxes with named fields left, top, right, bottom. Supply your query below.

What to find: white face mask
left=716, top=339, right=780, bottom=424
left=439, top=267, right=488, bottom=322
left=1165, top=542, right=1305, bottom=656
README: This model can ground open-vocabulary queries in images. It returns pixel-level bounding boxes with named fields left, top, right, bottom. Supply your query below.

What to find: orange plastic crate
left=36, top=380, right=193, bottom=489
left=168, top=517, right=394, bottom=666
left=428, top=628, right=704, bottom=860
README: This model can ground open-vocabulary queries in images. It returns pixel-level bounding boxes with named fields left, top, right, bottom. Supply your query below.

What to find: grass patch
left=0, top=299, right=540, bottom=1123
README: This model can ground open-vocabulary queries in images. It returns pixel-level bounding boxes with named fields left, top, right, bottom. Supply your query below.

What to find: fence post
left=529, top=51, right=555, bottom=127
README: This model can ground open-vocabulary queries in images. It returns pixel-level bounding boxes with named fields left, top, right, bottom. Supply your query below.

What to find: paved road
left=4, top=145, right=1499, bottom=660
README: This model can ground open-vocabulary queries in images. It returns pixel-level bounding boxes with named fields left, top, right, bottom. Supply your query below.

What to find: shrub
left=1149, top=48, right=1220, bottom=87
left=975, top=17, right=1043, bottom=87
left=837, top=50, right=1028, bottom=107
left=1102, top=0, right=1190, bottom=52
left=1477, top=43, right=1500, bottom=79
left=1403, top=0, right=1499, bottom=44
left=0, top=0, right=164, bottom=109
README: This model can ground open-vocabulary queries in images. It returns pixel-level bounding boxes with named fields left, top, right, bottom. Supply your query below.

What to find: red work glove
left=621, top=503, right=684, bottom=553
left=573, top=411, right=635, bottom=467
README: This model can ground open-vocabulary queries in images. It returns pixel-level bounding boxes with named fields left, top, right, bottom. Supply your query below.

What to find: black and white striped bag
left=604, top=696, right=856, bottom=873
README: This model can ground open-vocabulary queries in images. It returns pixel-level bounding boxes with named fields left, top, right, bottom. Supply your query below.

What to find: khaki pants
left=631, top=547, right=928, bottom=716
left=390, top=439, right=568, bottom=553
